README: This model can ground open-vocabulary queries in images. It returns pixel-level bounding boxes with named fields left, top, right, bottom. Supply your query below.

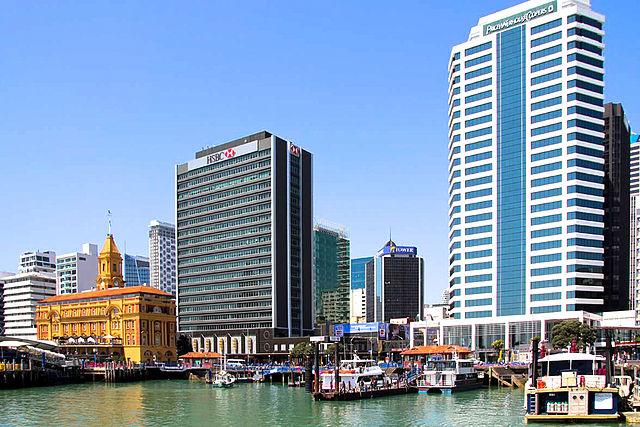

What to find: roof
left=179, top=352, right=222, bottom=359
left=539, top=352, right=604, bottom=362
left=38, top=285, right=172, bottom=304
left=401, top=345, right=472, bottom=355
left=100, top=234, right=121, bottom=257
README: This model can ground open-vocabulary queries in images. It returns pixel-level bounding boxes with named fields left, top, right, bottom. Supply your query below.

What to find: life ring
left=579, top=376, right=586, bottom=387
left=537, top=380, right=546, bottom=389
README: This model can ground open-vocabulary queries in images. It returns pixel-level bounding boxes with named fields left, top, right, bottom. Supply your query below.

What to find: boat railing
left=535, top=374, right=606, bottom=390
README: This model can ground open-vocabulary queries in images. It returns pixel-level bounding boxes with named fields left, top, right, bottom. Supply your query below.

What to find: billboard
left=333, top=322, right=410, bottom=341
left=376, top=245, right=417, bottom=257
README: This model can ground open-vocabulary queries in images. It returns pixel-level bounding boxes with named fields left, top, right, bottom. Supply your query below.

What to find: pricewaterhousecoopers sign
left=483, top=0, right=557, bottom=35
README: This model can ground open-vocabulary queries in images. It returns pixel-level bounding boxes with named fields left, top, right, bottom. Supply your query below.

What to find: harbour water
left=0, top=381, right=623, bottom=426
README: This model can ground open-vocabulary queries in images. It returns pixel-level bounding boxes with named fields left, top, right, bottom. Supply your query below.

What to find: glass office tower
left=448, top=0, right=605, bottom=319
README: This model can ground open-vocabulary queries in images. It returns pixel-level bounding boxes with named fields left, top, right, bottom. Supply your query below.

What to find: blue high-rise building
left=124, top=254, right=150, bottom=287
left=350, top=257, right=372, bottom=290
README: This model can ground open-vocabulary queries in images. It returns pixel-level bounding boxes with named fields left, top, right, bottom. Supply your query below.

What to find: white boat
left=212, top=370, right=236, bottom=388
left=524, top=352, right=620, bottom=423
left=319, top=359, right=385, bottom=391
left=415, top=357, right=482, bottom=394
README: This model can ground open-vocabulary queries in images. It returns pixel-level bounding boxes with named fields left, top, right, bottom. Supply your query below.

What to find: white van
left=226, top=359, right=247, bottom=368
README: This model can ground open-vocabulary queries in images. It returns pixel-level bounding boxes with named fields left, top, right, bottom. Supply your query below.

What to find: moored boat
left=402, top=345, right=482, bottom=394
left=211, top=370, right=236, bottom=388
left=524, top=352, right=620, bottom=423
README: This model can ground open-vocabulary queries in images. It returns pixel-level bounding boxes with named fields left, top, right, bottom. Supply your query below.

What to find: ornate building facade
left=36, top=234, right=177, bottom=363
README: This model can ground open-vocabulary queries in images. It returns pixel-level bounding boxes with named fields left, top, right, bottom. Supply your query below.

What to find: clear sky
left=1, top=1, right=638, bottom=304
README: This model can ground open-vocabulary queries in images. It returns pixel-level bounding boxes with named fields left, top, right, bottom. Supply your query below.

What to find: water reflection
left=0, top=381, right=581, bottom=427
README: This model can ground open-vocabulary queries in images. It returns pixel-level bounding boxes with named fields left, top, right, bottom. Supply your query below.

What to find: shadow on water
left=0, top=382, right=626, bottom=427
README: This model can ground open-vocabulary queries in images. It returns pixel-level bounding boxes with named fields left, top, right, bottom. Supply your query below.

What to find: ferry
left=524, top=352, right=620, bottom=423
left=319, top=359, right=385, bottom=391
left=415, top=357, right=482, bottom=394
left=402, top=345, right=481, bottom=394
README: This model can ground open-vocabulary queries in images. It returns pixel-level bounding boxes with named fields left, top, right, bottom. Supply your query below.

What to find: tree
left=177, top=334, right=193, bottom=356
left=326, top=343, right=345, bottom=359
left=290, top=342, right=314, bottom=358
left=551, top=320, right=597, bottom=351
left=491, top=339, right=504, bottom=353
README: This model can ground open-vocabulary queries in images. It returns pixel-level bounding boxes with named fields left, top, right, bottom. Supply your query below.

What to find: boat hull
left=418, top=379, right=483, bottom=394
left=313, top=386, right=416, bottom=401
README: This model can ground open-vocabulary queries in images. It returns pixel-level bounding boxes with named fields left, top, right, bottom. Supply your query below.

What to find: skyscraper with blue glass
left=448, top=0, right=605, bottom=320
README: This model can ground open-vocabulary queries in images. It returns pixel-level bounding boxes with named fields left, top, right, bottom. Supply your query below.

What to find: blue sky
left=0, top=1, right=638, bottom=303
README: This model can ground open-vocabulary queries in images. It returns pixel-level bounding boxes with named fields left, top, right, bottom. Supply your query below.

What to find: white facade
left=350, top=287, right=366, bottom=323
left=55, top=243, right=98, bottom=295
left=3, top=271, right=56, bottom=339
left=448, top=0, right=605, bottom=320
left=630, top=135, right=639, bottom=319
left=149, top=220, right=176, bottom=295
left=19, top=250, right=55, bottom=273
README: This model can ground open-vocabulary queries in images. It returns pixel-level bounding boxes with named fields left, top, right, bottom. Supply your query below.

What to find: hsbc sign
left=186, top=141, right=258, bottom=171
left=289, top=144, right=301, bottom=157
left=207, top=148, right=236, bottom=164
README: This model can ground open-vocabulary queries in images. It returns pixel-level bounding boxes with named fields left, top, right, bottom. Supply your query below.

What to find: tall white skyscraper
left=3, top=251, right=56, bottom=339
left=56, top=243, right=99, bottom=295
left=448, top=0, right=605, bottom=320
left=149, top=220, right=176, bottom=295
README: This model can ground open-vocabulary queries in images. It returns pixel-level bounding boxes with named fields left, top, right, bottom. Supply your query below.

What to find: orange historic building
left=36, top=234, right=177, bottom=363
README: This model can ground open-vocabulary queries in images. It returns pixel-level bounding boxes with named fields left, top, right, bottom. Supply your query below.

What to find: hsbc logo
left=206, top=148, right=236, bottom=164
left=289, top=144, right=300, bottom=157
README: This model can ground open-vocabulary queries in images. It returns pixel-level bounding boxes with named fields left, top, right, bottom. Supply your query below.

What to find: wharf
left=313, top=385, right=416, bottom=401
left=524, top=413, right=620, bottom=423
left=476, top=365, right=528, bottom=389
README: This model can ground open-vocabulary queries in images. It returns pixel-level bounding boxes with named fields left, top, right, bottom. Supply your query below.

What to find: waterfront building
left=3, top=251, right=57, bottom=339
left=365, top=240, right=424, bottom=322
left=350, top=256, right=372, bottom=323
left=631, top=134, right=640, bottom=194
left=603, top=103, right=631, bottom=311
left=149, top=220, right=176, bottom=295
left=124, top=254, right=150, bottom=287
left=55, top=243, right=99, bottom=295
left=313, top=220, right=350, bottom=325
left=0, top=272, right=13, bottom=335
left=36, top=234, right=176, bottom=363
left=448, top=0, right=605, bottom=319
left=409, top=309, right=639, bottom=360
left=176, top=131, right=313, bottom=356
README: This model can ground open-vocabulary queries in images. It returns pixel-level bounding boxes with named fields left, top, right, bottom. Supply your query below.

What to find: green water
left=0, top=381, right=625, bottom=426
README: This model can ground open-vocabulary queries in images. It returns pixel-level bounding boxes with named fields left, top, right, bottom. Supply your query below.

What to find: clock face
left=114, top=280, right=119, bottom=286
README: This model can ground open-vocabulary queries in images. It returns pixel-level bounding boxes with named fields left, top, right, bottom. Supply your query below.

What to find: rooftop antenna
left=107, top=210, right=113, bottom=235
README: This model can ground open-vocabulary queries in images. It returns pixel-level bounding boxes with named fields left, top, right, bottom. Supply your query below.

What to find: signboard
left=289, top=143, right=301, bottom=156
left=483, top=1, right=557, bottom=35
left=334, top=325, right=344, bottom=338
left=376, top=245, right=417, bottom=257
left=186, top=141, right=258, bottom=171
left=329, top=336, right=341, bottom=342
left=594, top=393, right=613, bottom=410
left=310, top=336, right=325, bottom=342
left=379, top=328, right=386, bottom=338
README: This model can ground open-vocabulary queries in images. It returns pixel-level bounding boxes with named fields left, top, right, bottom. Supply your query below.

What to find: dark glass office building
left=365, top=240, right=423, bottom=322
left=603, top=103, right=631, bottom=311
left=176, top=131, right=313, bottom=355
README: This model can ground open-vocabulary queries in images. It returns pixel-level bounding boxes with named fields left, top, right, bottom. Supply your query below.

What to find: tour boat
left=319, top=359, right=385, bottom=391
left=212, top=370, right=236, bottom=388
left=524, top=353, right=620, bottom=423
left=415, top=357, right=482, bottom=394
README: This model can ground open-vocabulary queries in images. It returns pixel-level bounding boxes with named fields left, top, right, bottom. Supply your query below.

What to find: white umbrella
left=67, top=338, right=76, bottom=343
left=87, top=337, right=96, bottom=343
left=77, top=337, right=85, bottom=343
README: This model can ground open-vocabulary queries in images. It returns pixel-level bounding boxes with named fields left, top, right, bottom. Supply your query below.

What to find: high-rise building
left=149, top=220, right=176, bottom=295
left=3, top=251, right=56, bottom=339
left=350, top=256, right=373, bottom=323
left=630, top=134, right=640, bottom=317
left=442, top=288, right=451, bottom=305
left=56, top=243, right=99, bottom=295
left=0, top=272, right=12, bottom=335
left=313, top=220, right=350, bottom=325
left=123, top=254, right=150, bottom=287
left=176, top=131, right=313, bottom=354
left=448, top=0, right=605, bottom=319
left=603, top=103, right=631, bottom=311
left=630, top=134, right=640, bottom=193
left=365, top=240, right=424, bottom=322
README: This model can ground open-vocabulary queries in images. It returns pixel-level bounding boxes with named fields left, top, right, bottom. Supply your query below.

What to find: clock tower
left=96, top=234, right=125, bottom=290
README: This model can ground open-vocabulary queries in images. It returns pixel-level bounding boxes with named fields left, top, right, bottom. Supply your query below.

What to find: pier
left=477, top=365, right=529, bottom=389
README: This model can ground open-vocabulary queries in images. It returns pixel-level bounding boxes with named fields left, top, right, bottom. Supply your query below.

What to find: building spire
left=107, top=210, right=112, bottom=235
